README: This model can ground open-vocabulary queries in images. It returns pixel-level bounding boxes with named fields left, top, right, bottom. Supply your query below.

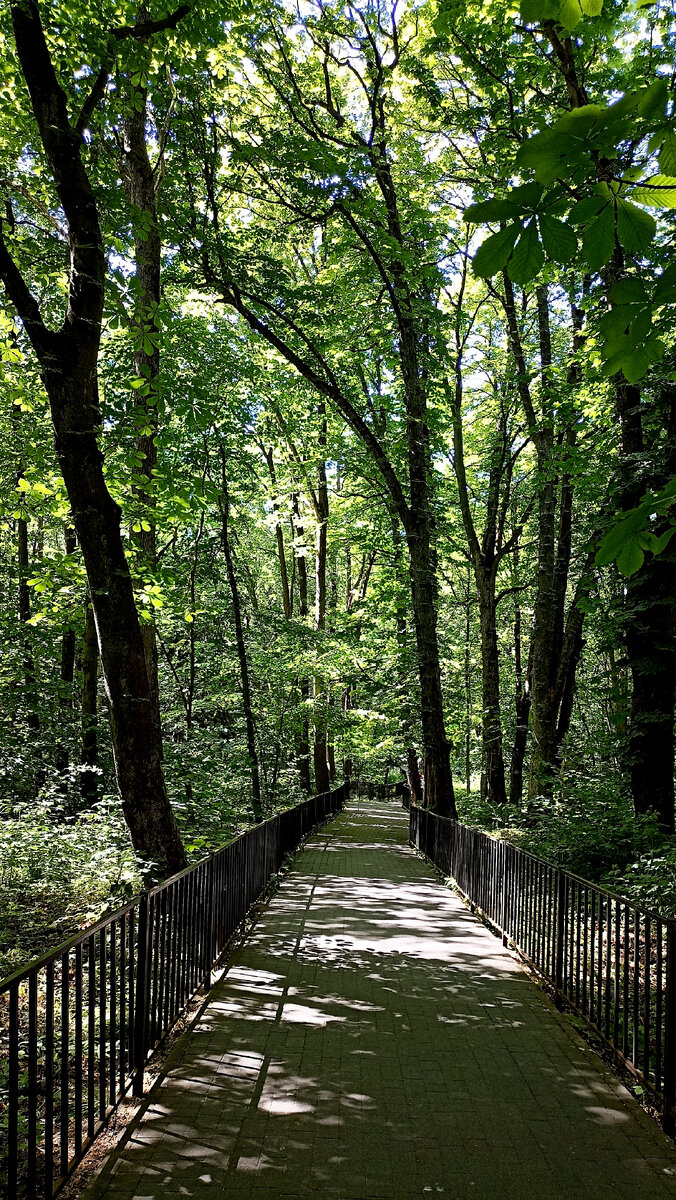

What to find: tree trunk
left=265, top=449, right=292, bottom=618
left=81, top=597, right=99, bottom=807
left=615, top=376, right=676, bottom=832
left=407, top=529, right=456, bottom=816
left=510, top=640, right=533, bottom=808
left=55, top=527, right=77, bottom=778
left=502, top=278, right=583, bottom=798
left=122, top=29, right=162, bottom=735
left=17, top=511, right=40, bottom=734
left=208, top=140, right=457, bottom=818
left=478, top=579, right=508, bottom=806
left=313, top=416, right=331, bottom=794
left=293, top=492, right=312, bottom=792
left=218, top=461, right=263, bottom=821
left=406, top=746, right=424, bottom=807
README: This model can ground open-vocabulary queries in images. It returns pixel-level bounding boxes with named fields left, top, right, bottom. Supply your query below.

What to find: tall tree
left=0, top=0, right=186, bottom=874
left=181, top=2, right=458, bottom=814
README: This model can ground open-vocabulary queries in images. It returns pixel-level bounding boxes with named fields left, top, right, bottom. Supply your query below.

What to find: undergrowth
left=456, top=776, right=676, bottom=918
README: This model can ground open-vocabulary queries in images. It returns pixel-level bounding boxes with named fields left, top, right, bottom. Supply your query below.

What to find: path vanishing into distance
left=86, top=801, right=676, bottom=1200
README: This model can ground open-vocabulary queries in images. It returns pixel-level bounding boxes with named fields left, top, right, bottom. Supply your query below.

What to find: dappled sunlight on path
left=86, top=802, right=676, bottom=1200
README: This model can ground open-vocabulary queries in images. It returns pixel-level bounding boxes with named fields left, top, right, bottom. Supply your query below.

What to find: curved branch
left=214, top=281, right=413, bottom=533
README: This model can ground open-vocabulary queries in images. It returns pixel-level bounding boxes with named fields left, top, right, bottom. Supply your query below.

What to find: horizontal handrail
left=1, top=783, right=349, bottom=1200
left=410, top=805, right=669, bottom=924
left=409, top=803, right=676, bottom=1136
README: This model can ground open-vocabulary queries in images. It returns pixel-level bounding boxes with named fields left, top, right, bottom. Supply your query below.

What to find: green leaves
left=472, top=225, right=520, bottom=278
left=596, top=481, right=676, bottom=576
left=464, top=66, right=673, bottom=297
left=579, top=203, right=615, bottom=272
left=628, top=175, right=676, bottom=209
left=658, top=131, right=676, bottom=175
left=597, top=276, right=664, bottom=383
left=615, top=199, right=656, bottom=255
left=539, top=214, right=577, bottom=263
left=465, top=184, right=574, bottom=283
left=519, top=0, right=602, bottom=29
left=507, top=220, right=544, bottom=284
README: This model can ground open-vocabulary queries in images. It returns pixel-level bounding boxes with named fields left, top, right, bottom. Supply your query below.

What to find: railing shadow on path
left=0, top=784, right=348, bottom=1200
left=410, top=803, right=676, bottom=1135
left=80, top=800, right=676, bottom=1200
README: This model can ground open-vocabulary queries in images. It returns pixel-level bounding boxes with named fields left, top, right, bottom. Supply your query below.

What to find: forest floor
left=0, top=791, right=265, bottom=980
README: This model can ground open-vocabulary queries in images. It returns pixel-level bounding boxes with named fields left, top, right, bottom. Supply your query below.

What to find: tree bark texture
left=81, top=598, right=99, bottom=807
left=616, top=378, right=676, bottom=832
left=122, top=28, right=162, bottom=733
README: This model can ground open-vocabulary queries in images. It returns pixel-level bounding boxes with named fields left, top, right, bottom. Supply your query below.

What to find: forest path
left=86, top=800, right=676, bottom=1200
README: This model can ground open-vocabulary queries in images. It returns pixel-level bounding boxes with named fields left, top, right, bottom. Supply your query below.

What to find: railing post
left=501, top=843, right=509, bottom=947
left=664, top=921, right=676, bottom=1135
left=206, top=858, right=217, bottom=991
left=133, top=892, right=150, bottom=1097
left=554, top=869, right=566, bottom=1010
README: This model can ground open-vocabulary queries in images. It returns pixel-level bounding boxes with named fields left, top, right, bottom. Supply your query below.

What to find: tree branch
left=0, top=224, right=52, bottom=356
left=75, top=4, right=191, bottom=135
left=213, top=280, right=413, bottom=533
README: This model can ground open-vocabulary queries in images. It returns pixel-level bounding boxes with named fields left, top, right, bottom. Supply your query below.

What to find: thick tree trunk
left=0, top=0, right=186, bottom=878
left=81, top=597, right=99, bottom=807
left=617, top=382, right=676, bottom=831
left=58, top=383, right=185, bottom=873
left=625, top=579, right=676, bottom=832
left=406, top=529, right=456, bottom=817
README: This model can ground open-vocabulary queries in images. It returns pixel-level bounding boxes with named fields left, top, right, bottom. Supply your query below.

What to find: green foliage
left=463, top=785, right=676, bottom=915
left=0, top=795, right=141, bottom=980
left=1, top=0, right=676, bottom=979
left=596, top=479, right=676, bottom=576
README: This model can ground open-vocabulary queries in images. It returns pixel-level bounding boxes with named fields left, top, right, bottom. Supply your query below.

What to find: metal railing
left=409, top=804, right=676, bottom=1133
left=0, top=783, right=348, bottom=1200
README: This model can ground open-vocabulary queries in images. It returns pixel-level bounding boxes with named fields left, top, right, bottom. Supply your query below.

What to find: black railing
left=0, top=783, right=348, bottom=1200
left=410, top=805, right=676, bottom=1133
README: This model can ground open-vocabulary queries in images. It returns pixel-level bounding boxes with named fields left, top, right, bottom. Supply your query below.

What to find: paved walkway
left=88, top=801, right=676, bottom=1200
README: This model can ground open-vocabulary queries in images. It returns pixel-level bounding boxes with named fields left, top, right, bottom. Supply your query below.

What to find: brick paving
left=86, top=800, right=676, bottom=1199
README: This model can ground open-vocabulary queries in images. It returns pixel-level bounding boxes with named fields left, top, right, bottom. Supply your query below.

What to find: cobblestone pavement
left=86, top=800, right=676, bottom=1200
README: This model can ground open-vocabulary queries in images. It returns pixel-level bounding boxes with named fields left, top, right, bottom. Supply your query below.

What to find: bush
left=457, top=773, right=676, bottom=918
left=0, top=793, right=140, bottom=980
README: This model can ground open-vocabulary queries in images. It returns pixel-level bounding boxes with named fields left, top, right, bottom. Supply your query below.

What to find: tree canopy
left=1, top=0, right=675, bottom=963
